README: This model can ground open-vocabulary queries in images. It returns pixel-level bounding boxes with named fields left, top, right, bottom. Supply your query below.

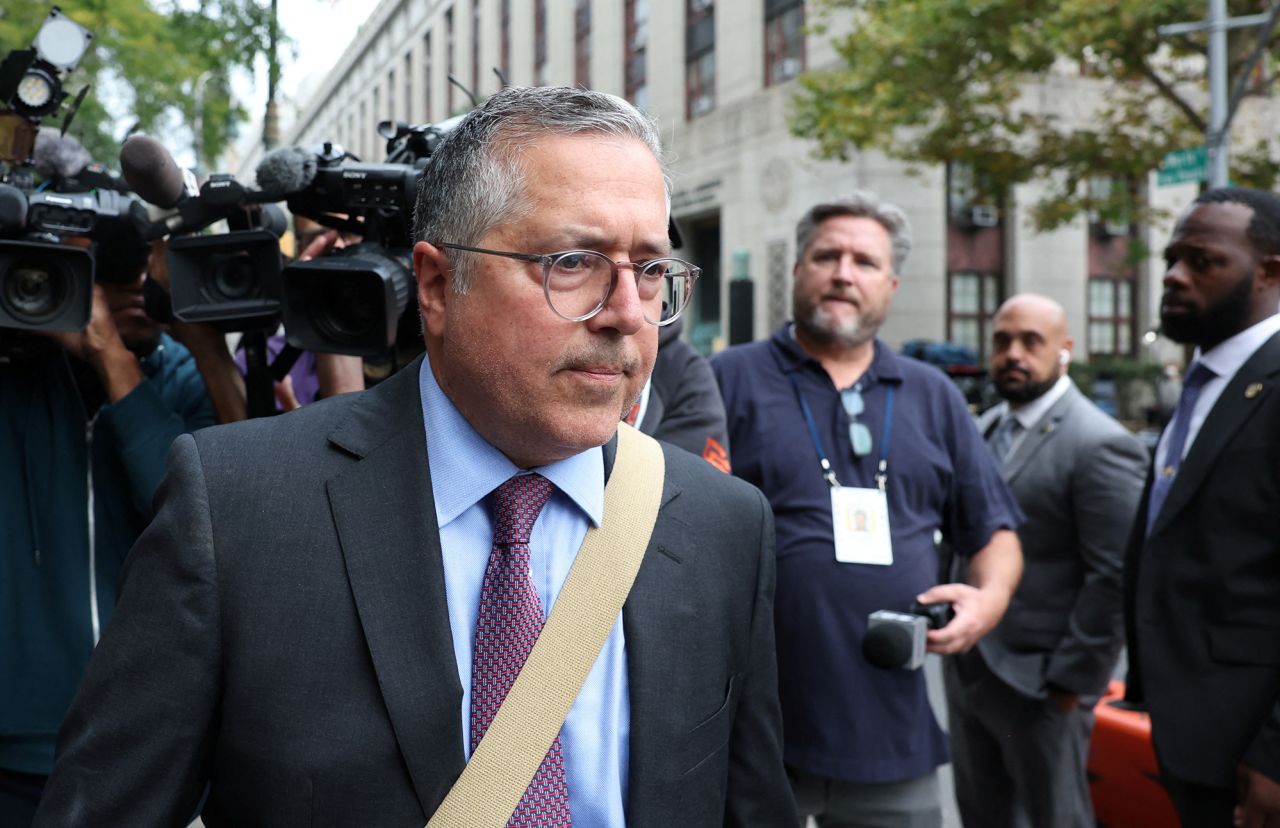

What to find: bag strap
left=426, top=423, right=665, bottom=827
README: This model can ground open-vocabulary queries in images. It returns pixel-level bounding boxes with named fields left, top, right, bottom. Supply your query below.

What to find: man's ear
left=414, top=241, right=451, bottom=338
left=1257, top=254, right=1280, bottom=293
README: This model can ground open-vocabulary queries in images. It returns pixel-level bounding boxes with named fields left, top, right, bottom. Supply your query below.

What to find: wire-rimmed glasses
left=435, top=242, right=700, bottom=326
left=841, top=384, right=874, bottom=457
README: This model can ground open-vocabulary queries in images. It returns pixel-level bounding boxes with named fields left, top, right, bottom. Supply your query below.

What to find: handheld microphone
left=0, top=184, right=29, bottom=231
left=119, top=134, right=187, bottom=209
left=863, top=600, right=955, bottom=670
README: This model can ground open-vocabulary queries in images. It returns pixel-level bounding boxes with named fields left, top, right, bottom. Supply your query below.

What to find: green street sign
left=1158, top=146, right=1207, bottom=187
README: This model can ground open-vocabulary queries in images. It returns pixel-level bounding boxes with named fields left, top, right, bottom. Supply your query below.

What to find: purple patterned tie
left=1146, top=360, right=1217, bottom=536
left=471, top=474, right=572, bottom=827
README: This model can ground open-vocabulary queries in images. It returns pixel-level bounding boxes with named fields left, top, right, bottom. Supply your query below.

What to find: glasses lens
left=640, top=259, right=696, bottom=325
left=850, top=423, right=873, bottom=457
left=841, top=386, right=865, bottom=417
left=545, top=251, right=613, bottom=320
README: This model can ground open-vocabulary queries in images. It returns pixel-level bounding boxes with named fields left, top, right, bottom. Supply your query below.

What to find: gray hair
left=794, top=191, right=913, bottom=273
left=412, top=85, right=667, bottom=292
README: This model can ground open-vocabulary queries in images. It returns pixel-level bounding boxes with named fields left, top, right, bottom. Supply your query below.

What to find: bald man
left=945, top=294, right=1148, bottom=827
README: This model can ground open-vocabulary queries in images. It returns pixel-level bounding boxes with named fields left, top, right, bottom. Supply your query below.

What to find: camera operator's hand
left=295, top=218, right=365, bottom=400
left=45, top=284, right=144, bottom=402
left=1236, top=764, right=1280, bottom=828
left=920, top=528, right=1022, bottom=655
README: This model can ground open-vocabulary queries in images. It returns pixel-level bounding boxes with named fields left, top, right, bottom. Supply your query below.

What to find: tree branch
left=1138, top=58, right=1205, bottom=131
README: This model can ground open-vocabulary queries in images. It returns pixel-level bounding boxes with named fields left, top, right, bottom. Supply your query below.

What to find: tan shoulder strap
left=426, top=424, right=665, bottom=827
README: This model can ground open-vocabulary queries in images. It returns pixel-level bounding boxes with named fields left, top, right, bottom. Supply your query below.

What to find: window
left=424, top=32, right=433, bottom=121
left=472, top=0, right=481, bottom=95
left=574, top=0, right=591, bottom=88
left=500, top=0, right=511, bottom=80
left=358, top=99, right=367, bottom=158
left=1087, top=277, right=1135, bottom=356
left=387, top=69, right=396, bottom=122
left=685, top=0, right=715, bottom=119
left=764, top=0, right=804, bottom=85
left=535, top=0, right=549, bottom=86
left=446, top=9, right=455, bottom=112
left=404, top=52, right=413, bottom=123
left=948, top=271, right=1002, bottom=360
left=625, top=0, right=649, bottom=109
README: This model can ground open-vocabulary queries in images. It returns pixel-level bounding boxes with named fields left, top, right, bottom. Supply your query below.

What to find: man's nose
left=585, top=265, right=646, bottom=335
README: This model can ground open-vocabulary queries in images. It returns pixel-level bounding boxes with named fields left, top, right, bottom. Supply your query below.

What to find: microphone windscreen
left=255, top=146, right=317, bottom=198
left=120, top=135, right=186, bottom=209
left=33, top=127, right=92, bottom=182
left=862, top=624, right=914, bottom=670
left=0, top=184, right=28, bottom=231
left=258, top=203, right=289, bottom=238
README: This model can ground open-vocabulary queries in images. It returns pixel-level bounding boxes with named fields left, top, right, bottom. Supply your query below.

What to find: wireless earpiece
left=1059, top=349, right=1070, bottom=366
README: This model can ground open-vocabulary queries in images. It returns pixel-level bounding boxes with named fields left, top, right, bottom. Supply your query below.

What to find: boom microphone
left=255, top=146, right=318, bottom=198
left=119, top=134, right=186, bottom=208
left=33, top=128, right=92, bottom=182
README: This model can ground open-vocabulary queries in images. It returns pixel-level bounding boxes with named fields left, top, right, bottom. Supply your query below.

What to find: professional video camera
left=0, top=7, right=116, bottom=346
left=122, top=116, right=457, bottom=356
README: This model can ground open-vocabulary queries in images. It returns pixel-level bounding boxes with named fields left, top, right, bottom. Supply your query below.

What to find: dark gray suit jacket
left=1125, top=330, right=1280, bottom=788
left=973, top=383, right=1147, bottom=703
left=34, top=358, right=793, bottom=827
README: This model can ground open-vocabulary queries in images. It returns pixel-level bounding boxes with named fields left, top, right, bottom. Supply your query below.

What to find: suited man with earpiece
left=948, top=293, right=1148, bottom=827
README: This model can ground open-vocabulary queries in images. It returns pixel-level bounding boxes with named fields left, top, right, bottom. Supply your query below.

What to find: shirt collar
left=773, top=323, right=905, bottom=386
left=418, top=356, right=604, bottom=530
left=1194, top=313, right=1280, bottom=380
left=1008, top=374, right=1072, bottom=430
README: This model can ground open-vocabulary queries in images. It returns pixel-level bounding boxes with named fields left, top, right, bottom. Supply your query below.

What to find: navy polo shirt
left=711, top=325, right=1022, bottom=783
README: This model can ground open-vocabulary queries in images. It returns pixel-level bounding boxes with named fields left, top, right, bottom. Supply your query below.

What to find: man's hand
left=1047, top=686, right=1080, bottom=713
left=44, top=285, right=143, bottom=401
left=918, top=581, right=1007, bottom=655
left=1236, top=764, right=1280, bottom=827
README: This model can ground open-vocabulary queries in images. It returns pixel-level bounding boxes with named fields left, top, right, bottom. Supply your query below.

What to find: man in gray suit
left=947, top=293, right=1147, bottom=827
left=33, top=86, right=794, bottom=827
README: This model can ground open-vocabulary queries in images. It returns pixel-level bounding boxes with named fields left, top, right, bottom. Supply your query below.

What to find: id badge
left=831, top=486, right=893, bottom=565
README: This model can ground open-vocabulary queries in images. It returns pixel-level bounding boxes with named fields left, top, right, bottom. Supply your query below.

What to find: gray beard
left=795, top=301, right=877, bottom=350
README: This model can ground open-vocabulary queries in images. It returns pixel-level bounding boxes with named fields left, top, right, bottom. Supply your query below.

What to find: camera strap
left=425, top=423, right=664, bottom=828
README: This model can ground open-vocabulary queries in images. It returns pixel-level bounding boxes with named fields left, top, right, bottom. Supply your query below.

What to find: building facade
left=262, top=0, right=1263, bottom=366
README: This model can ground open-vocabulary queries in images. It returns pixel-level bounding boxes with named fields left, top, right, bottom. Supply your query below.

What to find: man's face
left=990, top=298, right=1069, bottom=405
left=792, top=215, right=899, bottom=349
left=102, top=271, right=163, bottom=356
left=417, top=133, right=666, bottom=468
left=1161, top=201, right=1264, bottom=348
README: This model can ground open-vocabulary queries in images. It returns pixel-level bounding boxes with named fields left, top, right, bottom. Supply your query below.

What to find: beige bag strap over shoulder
left=426, top=423, right=665, bottom=827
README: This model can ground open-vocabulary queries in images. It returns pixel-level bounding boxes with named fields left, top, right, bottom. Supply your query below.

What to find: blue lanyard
left=787, top=372, right=894, bottom=491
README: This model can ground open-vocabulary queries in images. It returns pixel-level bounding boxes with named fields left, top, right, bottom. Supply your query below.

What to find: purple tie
left=470, top=474, right=572, bottom=827
left=1146, top=361, right=1217, bottom=536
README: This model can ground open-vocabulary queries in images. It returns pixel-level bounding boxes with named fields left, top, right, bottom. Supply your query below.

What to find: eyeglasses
left=841, top=384, right=873, bottom=457
left=435, top=242, right=700, bottom=326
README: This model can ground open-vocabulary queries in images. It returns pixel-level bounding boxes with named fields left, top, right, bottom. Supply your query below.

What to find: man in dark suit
left=1125, top=186, right=1280, bottom=827
left=33, top=86, right=793, bottom=827
left=950, top=294, right=1147, bottom=827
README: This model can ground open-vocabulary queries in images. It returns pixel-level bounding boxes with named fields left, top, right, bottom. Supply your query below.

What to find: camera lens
left=1, top=260, right=67, bottom=323
left=311, top=274, right=377, bottom=345
left=208, top=252, right=259, bottom=302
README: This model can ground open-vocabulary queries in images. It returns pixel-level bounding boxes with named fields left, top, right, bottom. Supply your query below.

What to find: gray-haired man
left=712, top=193, right=1022, bottom=827
left=34, top=86, right=794, bottom=827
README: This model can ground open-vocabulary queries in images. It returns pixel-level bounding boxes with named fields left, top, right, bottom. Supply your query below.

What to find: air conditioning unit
left=1099, top=220, right=1130, bottom=237
left=960, top=204, right=999, bottom=228
left=691, top=94, right=714, bottom=117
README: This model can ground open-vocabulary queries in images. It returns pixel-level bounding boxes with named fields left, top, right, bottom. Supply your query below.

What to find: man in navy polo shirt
left=712, top=192, right=1023, bottom=827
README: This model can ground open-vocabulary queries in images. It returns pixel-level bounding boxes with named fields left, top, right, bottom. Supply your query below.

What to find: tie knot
left=1183, top=361, right=1217, bottom=390
left=491, top=474, right=555, bottom=546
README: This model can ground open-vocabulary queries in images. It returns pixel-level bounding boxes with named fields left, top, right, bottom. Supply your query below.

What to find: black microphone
left=119, top=134, right=187, bottom=208
left=255, top=146, right=318, bottom=199
left=0, top=184, right=29, bottom=231
left=862, top=601, right=955, bottom=670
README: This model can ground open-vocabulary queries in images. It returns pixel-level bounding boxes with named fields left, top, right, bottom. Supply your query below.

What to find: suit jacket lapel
left=326, top=358, right=464, bottom=818
left=1149, top=331, right=1280, bottom=538
left=1003, top=387, right=1075, bottom=483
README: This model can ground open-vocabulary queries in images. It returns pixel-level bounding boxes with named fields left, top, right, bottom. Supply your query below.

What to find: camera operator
left=0, top=230, right=222, bottom=825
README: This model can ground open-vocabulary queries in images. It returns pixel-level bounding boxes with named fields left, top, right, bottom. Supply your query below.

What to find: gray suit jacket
left=34, top=357, right=793, bottom=827
left=972, top=383, right=1147, bottom=703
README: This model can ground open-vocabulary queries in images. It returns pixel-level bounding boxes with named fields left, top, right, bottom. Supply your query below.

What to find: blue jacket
left=1, top=334, right=215, bottom=774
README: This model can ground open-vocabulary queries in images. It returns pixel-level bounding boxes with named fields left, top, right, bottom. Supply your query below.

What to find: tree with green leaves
left=0, top=0, right=285, bottom=171
left=791, top=0, right=1280, bottom=230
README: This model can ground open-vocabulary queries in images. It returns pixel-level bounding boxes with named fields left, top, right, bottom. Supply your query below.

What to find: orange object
left=1088, top=680, right=1179, bottom=828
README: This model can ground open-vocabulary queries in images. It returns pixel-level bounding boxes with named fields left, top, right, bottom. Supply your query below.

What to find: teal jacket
left=0, top=334, right=215, bottom=775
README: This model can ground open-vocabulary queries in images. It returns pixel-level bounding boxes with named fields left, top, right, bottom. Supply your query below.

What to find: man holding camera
left=0, top=231, right=220, bottom=825
left=34, top=86, right=793, bottom=827
left=948, top=293, right=1147, bottom=827
left=712, top=193, right=1022, bottom=827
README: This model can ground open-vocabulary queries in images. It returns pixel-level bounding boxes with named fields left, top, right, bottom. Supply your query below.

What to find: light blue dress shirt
left=418, top=357, right=630, bottom=826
